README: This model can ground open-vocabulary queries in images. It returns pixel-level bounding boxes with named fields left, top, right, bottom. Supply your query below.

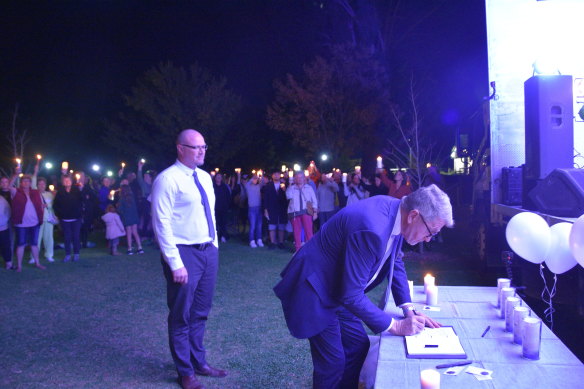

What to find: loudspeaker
left=528, top=168, right=584, bottom=217
left=502, top=167, right=522, bottom=205
left=524, top=75, right=574, bottom=180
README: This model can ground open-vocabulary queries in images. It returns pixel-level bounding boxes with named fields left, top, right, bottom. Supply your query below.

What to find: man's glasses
left=420, top=214, right=439, bottom=240
left=181, top=144, right=208, bottom=151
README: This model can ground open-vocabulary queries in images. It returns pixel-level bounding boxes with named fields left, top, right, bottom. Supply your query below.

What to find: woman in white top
left=344, top=173, right=368, bottom=206
left=34, top=177, right=56, bottom=263
left=286, top=172, right=318, bottom=252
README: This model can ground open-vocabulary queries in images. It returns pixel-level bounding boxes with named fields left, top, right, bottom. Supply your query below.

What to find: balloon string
left=539, top=264, right=557, bottom=330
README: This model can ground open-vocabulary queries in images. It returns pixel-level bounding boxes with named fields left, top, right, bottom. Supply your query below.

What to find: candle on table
left=420, top=369, right=440, bottom=389
left=376, top=156, right=383, bottom=169
left=497, top=278, right=511, bottom=308
left=505, top=297, right=520, bottom=332
left=424, top=274, right=435, bottom=294
left=426, top=284, right=438, bottom=306
left=408, top=280, right=414, bottom=299
left=513, top=306, right=530, bottom=344
left=500, top=287, right=515, bottom=319
left=522, top=317, right=542, bottom=360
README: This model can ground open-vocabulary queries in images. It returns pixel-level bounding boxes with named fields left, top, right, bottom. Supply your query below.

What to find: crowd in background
left=0, top=156, right=435, bottom=271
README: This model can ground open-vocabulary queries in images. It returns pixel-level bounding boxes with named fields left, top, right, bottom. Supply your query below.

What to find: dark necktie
left=193, top=170, right=215, bottom=240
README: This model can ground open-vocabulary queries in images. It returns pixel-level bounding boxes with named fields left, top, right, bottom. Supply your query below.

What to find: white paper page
left=405, top=327, right=465, bottom=356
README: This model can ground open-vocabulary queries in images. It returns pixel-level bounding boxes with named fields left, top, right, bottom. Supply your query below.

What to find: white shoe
left=46, top=258, right=55, bottom=263
left=28, top=258, right=35, bottom=264
left=256, top=239, right=264, bottom=247
left=250, top=240, right=257, bottom=248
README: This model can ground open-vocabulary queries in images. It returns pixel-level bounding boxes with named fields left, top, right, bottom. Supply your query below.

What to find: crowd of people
left=0, top=159, right=156, bottom=271
left=0, top=154, right=422, bottom=271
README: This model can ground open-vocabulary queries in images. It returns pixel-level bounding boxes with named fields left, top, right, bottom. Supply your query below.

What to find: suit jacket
left=273, top=196, right=411, bottom=339
left=262, top=181, right=287, bottom=221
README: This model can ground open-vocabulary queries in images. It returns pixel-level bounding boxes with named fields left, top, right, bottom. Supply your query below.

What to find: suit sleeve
left=390, top=250, right=412, bottom=306
left=339, top=231, right=397, bottom=334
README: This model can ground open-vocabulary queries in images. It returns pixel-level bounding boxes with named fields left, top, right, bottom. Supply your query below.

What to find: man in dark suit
left=262, top=170, right=288, bottom=249
left=274, top=184, right=453, bottom=388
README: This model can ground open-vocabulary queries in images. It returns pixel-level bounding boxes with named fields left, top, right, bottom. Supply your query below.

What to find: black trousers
left=162, top=243, right=219, bottom=377
left=308, top=308, right=370, bottom=389
left=0, top=228, right=12, bottom=264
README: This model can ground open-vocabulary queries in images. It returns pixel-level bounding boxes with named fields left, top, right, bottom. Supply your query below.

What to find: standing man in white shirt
left=151, top=129, right=227, bottom=389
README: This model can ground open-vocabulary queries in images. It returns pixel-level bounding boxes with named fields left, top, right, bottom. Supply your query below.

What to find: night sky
left=1, top=0, right=488, bottom=173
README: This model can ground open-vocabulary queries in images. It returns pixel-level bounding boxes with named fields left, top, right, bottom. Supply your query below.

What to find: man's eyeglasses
left=181, top=144, right=208, bottom=151
left=419, top=214, right=439, bottom=240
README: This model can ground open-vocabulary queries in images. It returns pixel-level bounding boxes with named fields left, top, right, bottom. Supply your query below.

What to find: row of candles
left=219, top=163, right=367, bottom=183
left=12, top=156, right=147, bottom=177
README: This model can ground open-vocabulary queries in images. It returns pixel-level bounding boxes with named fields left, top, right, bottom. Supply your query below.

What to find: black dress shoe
left=179, top=375, right=204, bottom=389
left=194, top=364, right=227, bottom=378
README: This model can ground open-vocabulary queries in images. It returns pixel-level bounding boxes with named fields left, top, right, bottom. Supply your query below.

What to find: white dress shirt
left=151, top=160, right=218, bottom=271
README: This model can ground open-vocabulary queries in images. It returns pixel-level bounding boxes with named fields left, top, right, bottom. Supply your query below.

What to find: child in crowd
left=101, top=204, right=125, bottom=256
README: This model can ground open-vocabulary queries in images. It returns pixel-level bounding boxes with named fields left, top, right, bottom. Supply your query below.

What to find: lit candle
left=258, top=169, right=262, bottom=177
left=109, top=190, right=115, bottom=201
left=69, top=169, right=74, bottom=174
left=75, top=173, right=81, bottom=182
left=15, top=158, right=21, bottom=168
left=420, top=369, right=440, bottom=389
left=210, top=171, right=216, bottom=177
left=497, top=278, right=511, bottom=308
left=513, top=306, right=530, bottom=344
left=281, top=164, right=286, bottom=173
left=342, top=172, right=347, bottom=183
left=49, top=184, right=55, bottom=192
left=522, top=317, right=542, bottom=360
left=355, top=165, right=361, bottom=173
left=426, top=284, right=438, bottom=306
left=252, top=169, right=256, bottom=175
left=36, top=154, right=42, bottom=160
left=424, top=274, right=435, bottom=294
left=121, top=162, right=126, bottom=168
left=235, top=168, right=241, bottom=174
left=288, top=170, right=293, bottom=183
left=376, top=156, right=382, bottom=169
left=140, top=158, right=146, bottom=163
left=500, top=287, right=515, bottom=319
left=62, top=161, right=69, bottom=170
left=215, top=168, right=219, bottom=172
left=336, top=168, right=340, bottom=173
left=505, top=297, right=520, bottom=332
left=304, top=169, right=309, bottom=177
left=408, top=280, right=414, bottom=299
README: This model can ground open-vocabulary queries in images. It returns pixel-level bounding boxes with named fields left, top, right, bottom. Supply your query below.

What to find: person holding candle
left=0, top=194, right=13, bottom=269
left=286, top=171, right=318, bottom=252
left=344, top=173, right=368, bottom=205
left=77, top=171, right=99, bottom=249
left=274, top=184, right=452, bottom=388
left=53, top=174, right=83, bottom=262
left=316, top=173, right=339, bottom=228
left=361, top=174, right=388, bottom=197
left=379, top=170, right=412, bottom=199
left=245, top=172, right=265, bottom=248
left=232, top=171, right=249, bottom=236
left=9, top=174, right=46, bottom=271
left=263, top=170, right=288, bottom=249
left=117, top=184, right=144, bottom=255
left=31, top=177, right=56, bottom=263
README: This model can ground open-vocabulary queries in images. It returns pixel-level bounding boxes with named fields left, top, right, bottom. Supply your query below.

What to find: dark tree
left=104, top=62, right=242, bottom=167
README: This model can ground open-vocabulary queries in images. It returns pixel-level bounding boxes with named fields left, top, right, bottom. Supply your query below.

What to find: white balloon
left=569, top=214, right=584, bottom=268
left=505, top=212, right=551, bottom=264
left=545, top=223, right=578, bottom=274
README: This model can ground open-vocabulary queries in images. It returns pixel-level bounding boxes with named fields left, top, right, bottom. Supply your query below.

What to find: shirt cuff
left=386, top=318, right=396, bottom=333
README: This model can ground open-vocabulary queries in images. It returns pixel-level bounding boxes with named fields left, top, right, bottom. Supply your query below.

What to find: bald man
left=151, top=129, right=226, bottom=389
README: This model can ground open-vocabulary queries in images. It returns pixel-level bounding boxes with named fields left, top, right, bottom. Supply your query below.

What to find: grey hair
left=400, top=184, right=454, bottom=227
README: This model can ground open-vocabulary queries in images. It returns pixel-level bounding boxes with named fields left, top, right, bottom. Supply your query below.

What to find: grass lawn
left=0, top=229, right=497, bottom=389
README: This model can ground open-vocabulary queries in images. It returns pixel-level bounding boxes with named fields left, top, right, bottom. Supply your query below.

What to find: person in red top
left=10, top=174, right=45, bottom=272
left=379, top=169, right=412, bottom=199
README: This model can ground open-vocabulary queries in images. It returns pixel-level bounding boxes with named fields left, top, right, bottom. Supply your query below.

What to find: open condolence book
left=404, top=326, right=467, bottom=359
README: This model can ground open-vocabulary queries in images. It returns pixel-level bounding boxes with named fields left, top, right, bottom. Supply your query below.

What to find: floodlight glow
left=45, top=162, right=53, bottom=169
left=92, top=164, right=100, bottom=172
left=106, top=171, right=113, bottom=177
left=321, top=154, right=328, bottom=161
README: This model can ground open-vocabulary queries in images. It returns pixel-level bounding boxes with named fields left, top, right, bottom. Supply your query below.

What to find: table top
left=374, top=286, right=584, bottom=389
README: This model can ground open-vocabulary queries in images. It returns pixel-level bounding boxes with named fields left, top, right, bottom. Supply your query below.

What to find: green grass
left=0, top=230, right=493, bottom=389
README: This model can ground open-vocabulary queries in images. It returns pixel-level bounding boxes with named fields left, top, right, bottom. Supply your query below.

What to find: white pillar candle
left=376, top=156, right=383, bottom=169
left=522, top=317, right=542, bottom=360
left=505, top=297, right=520, bottom=332
left=62, top=161, right=69, bottom=170
left=408, top=280, right=414, bottom=300
left=342, top=173, right=347, bottom=183
left=497, top=278, right=511, bottom=308
left=513, top=306, right=530, bottom=344
left=420, top=369, right=440, bottom=389
left=500, top=287, right=515, bottom=319
left=424, top=274, right=435, bottom=294
left=426, top=285, right=438, bottom=306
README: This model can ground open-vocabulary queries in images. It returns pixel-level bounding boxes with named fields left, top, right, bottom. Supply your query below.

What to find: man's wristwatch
left=403, top=304, right=418, bottom=316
